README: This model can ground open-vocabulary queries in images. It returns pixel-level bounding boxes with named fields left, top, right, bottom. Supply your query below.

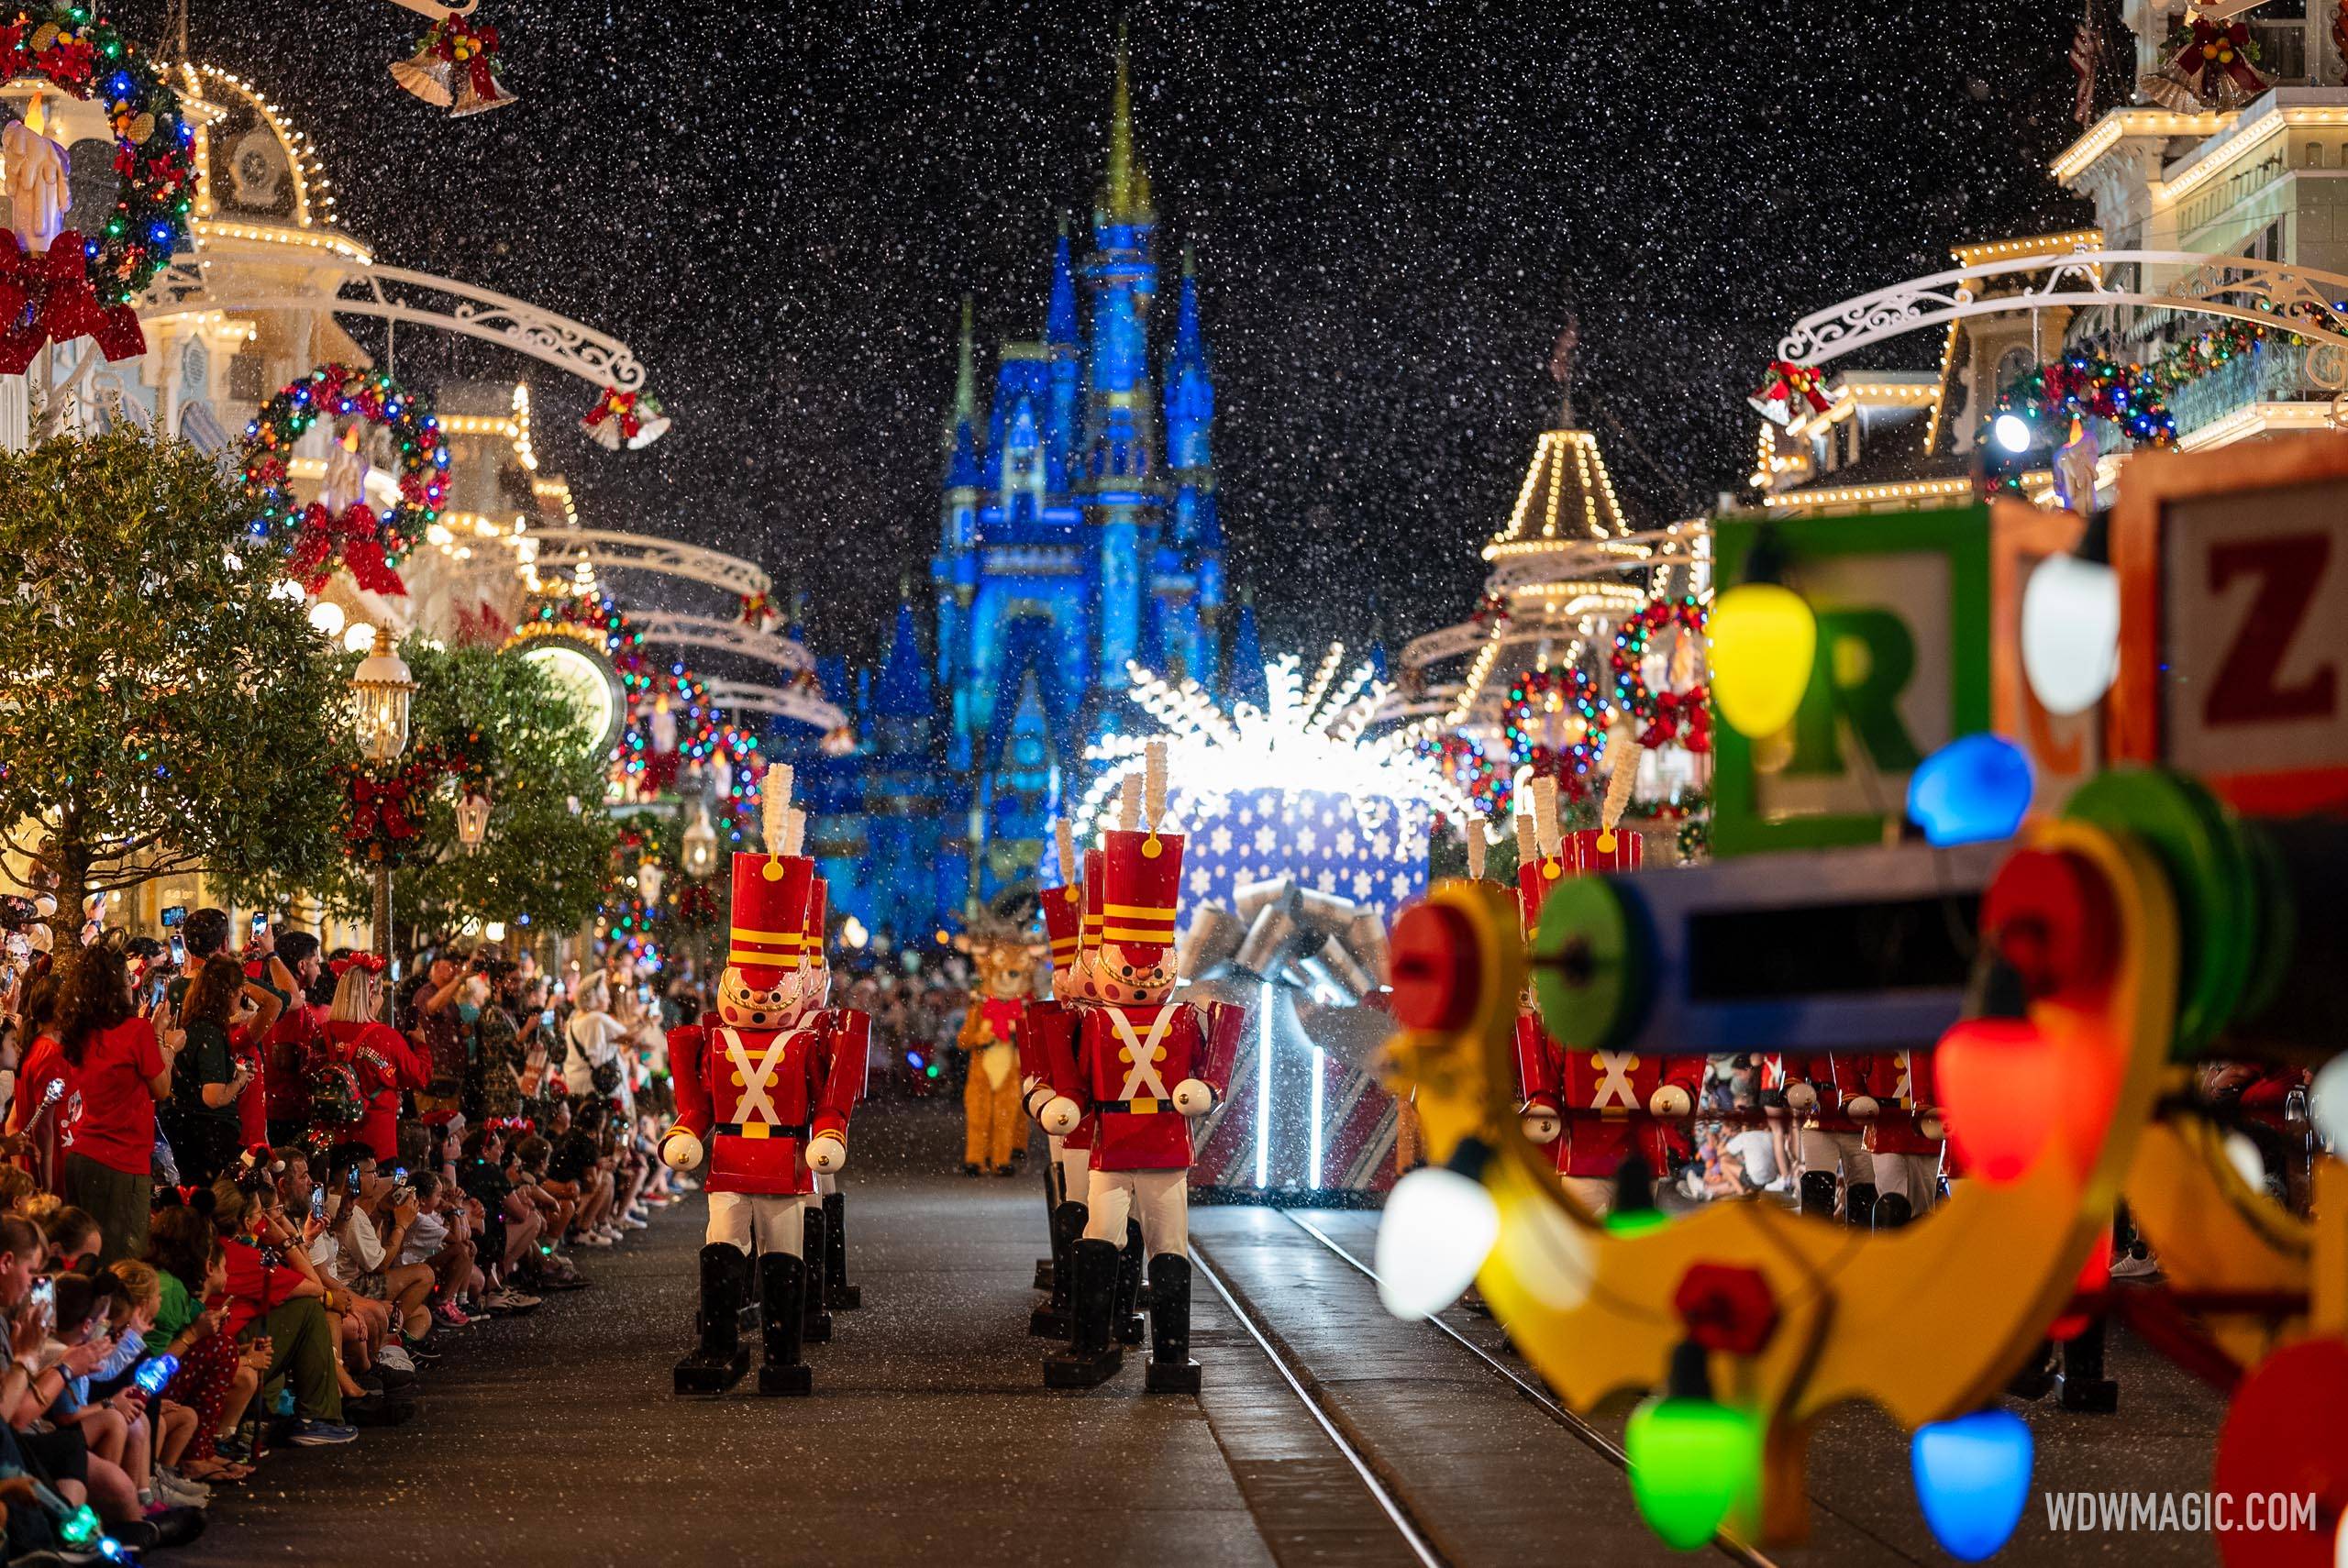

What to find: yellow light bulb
left=1709, top=582, right=1817, bottom=738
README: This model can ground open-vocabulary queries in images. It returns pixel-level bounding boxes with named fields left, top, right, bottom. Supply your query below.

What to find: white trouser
left=1082, top=1168, right=1189, bottom=1256
left=813, top=1172, right=837, bottom=1198
left=1055, top=1141, right=1091, bottom=1211
left=1873, top=1152, right=1942, bottom=1215
left=705, top=1191, right=810, bottom=1256
left=1798, top=1129, right=1874, bottom=1186
left=1561, top=1174, right=1615, bottom=1219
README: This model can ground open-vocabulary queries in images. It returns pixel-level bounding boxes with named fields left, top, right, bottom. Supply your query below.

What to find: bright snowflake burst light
left=1077, top=647, right=1480, bottom=845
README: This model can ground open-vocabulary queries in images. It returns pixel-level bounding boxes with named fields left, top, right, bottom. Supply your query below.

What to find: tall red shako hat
left=1080, top=846, right=1106, bottom=960
left=1041, top=819, right=1082, bottom=971
left=1514, top=774, right=1565, bottom=937
left=1100, top=744, right=1182, bottom=965
left=803, top=873, right=829, bottom=971
left=728, top=764, right=814, bottom=988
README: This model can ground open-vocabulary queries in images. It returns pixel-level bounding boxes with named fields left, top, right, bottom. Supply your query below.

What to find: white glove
left=1520, top=1109, right=1561, bottom=1145
left=1846, top=1095, right=1880, bottom=1120
left=659, top=1127, right=703, bottom=1173
left=806, top=1132, right=847, bottom=1174
left=1039, top=1097, right=1082, bottom=1136
left=1784, top=1081, right=1819, bottom=1113
left=1024, top=1083, right=1058, bottom=1126
left=1172, top=1078, right=1215, bottom=1118
left=1648, top=1085, right=1692, bottom=1118
left=1917, top=1112, right=1944, bottom=1142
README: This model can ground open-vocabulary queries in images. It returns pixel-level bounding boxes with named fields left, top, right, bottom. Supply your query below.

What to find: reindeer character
left=951, top=920, right=1047, bottom=1176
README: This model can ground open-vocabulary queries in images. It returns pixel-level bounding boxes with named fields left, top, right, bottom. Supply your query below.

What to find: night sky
left=138, top=0, right=2100, bottom=672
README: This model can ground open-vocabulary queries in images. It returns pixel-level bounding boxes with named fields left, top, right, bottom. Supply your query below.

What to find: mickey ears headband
left=331, top=953, right=388, bottom=977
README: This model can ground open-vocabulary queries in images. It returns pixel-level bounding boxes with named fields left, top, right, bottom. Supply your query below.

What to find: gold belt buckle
left=742, top=1121, right=771, bottom=1140
left=1129, top=1098, right=1158, bottom=1115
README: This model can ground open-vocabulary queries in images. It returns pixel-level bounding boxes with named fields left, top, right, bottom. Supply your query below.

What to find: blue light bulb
left=1906, top=734, right=2032, bottom=846
left=1911, top=1410, right=2032, bottom=1561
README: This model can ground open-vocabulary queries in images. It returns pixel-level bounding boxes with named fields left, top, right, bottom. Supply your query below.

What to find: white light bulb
left=1993, top=413, right=2033, bottom=454
left=1375, top=1165, right=1500, bottom=1320
left=343, top=621, right=379, bottom=655
left=2021, top=553, right=2121, bottom=716
left=2309, top=1056, right=2348, bottom=1149
left=306, top=600, right=346, bottom=637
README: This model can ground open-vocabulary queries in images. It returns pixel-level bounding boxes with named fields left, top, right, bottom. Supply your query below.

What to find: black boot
left=801, top=1203, right=833, bottom=1343
left=1030, top=1200, right=1084, bottom=1339
left=1034, top=1160, right=1060, bottom=1292
left=824, top=1191, right=860, bottom=1309
left=1115, top=1219, right=1146, bottom=1345
left=756, top=1251, right=813, bottom=1396
left=1871, top=1191, right=1912, bottom=1231
left=1143, top=1253, right=1202, bottom=1394
left=674, top=1243, right=752, bottom=1396
left=1844, top=1183, right=1878, bottom=1228
left=1045, top=1237, right=1124, bottom=1387
left=1798, top=1171, right=1839, bottom=1220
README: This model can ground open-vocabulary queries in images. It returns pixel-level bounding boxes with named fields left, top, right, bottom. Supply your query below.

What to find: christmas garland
left=0, top=2, right=194, bottom=370
left=1501, top=668, right=1608, bottom=802
left=239, top=365, right=450, bottom=595
left=1611, top=595, right=1711, bottom=752
left=333, top=750, right=449, bottom=866
left=1985, top=323, right=2281, bottom=475
left=527, top=595, right=767, bottom=804
left=1421, top=734, right=1512, bottom=815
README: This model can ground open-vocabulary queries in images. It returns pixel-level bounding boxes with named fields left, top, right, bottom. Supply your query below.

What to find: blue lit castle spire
left=892, top=37, right=1230, bottom=911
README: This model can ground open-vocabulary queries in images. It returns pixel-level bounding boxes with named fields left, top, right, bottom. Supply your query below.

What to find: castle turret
left=1046, top=219, right=1084, bottom=478
left=1161, top=246, right=1222, bottom=679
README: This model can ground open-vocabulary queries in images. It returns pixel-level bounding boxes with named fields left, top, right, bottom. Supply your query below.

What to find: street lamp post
left=352, top=628, right=415, bottom=1016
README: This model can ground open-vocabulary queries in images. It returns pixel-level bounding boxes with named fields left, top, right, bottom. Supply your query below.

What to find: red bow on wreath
left=0, top=229, right=146, bottom=376
left=349, top=774, right=420, bottom=844
left=1639, top=689, right=1713, bottom=754
left=1748, top=360, right=1833, bottom=425
left=287, top=501, right=409, bottom=598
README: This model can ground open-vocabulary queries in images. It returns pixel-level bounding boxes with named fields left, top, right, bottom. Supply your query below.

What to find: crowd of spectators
left=0, top=903, right=692, bottom=1562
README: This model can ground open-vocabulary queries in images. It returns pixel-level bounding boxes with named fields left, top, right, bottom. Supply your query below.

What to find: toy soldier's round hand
left=1038, top=1097, right=1081, bottom=1136
left=1648, top=1085, right=1692, bottom=1118
left=1784, top=1081, right=1819, bottom=1113
left=1024, top=1084, right=1058, bottom=1126
left=1845, top=1095, right=1880, bottom=1120
left=806, top=1132, right=847, bottom=1174
left=659, top=1127, right=703, bottom=1173
left=1171, top=1078, right=1214, bottom=1118
left=1520, top=1106, right=1561, bottom=1145
left=1917, top=1111, right=1944, bottom=1141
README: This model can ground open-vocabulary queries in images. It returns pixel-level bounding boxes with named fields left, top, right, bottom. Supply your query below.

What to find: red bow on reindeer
left=0, top=229, right=146, bottom=377
left=287, top=501, right=409, bottom=598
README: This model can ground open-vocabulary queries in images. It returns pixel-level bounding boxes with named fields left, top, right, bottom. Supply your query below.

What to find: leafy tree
left=0, top=430, right=349, bottom=949
left=228, top=638, right=619, bottom=944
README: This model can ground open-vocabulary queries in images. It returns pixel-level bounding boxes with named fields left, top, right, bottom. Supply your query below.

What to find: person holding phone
left=58, top=937, right=178, bottom=1269
left=165, top=956, right=277, bottom=1187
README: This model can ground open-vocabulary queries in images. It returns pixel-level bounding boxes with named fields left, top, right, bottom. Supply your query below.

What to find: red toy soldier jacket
left=1023, top=999, right=1097, bottom=1153
left=1845, top=1048, right=1940, bottom=1157
left=1546, top=1045, right=1702, bottom=1179
left=1047, top=999, right=1242, bottom=1172
left=1784, top=1052, right=1863, bottom=1132
left=668, top=1010, right=865, bottom=1197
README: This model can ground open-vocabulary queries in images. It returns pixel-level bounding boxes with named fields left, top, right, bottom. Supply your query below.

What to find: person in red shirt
left=259, top=933, right=326, bottom=1145
left=321, top=956, right=429, bottom=1165
left=205, top=1180, right=350, bottom=1444
left=57, top=937, right=177, bottom=1267
left=6, top=972, right=69, bottom=1192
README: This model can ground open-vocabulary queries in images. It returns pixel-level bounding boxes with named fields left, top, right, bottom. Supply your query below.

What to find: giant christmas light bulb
left=1911, top=1410, right=2032, bottom=1561
left=2021, top=552, right=2121, bottom=717
left=1711, top=526, right=1815, bottom=739
left=1375, top=1140, right=1499, bottom=1320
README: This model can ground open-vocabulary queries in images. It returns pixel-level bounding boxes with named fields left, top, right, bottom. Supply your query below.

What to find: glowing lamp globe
left=1991, top=413, right=2033, bottom=454
left=2021, top=553, right=2121, bottom=717
left=351, top=628, right=416, bottom=765
left=1709, top=583, right=1816, bottom=738
left=1907, top=734, right=2032, bottom=846
left=1375, top=1163, right=1500, bottom=1320
left=1623, top=1395, right=1760, bottom=1550
left=1911, top=1410, right=2032, bottom=1562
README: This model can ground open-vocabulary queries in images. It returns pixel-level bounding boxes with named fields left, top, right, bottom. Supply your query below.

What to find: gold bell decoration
left=389, top=37, right=455, bottom=107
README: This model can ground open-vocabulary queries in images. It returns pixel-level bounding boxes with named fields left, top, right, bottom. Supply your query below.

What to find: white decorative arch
left=703, top=678, right=849, bottom=734
left=1779, top=248, right=2348, bottom=392
left=140, top=256, right=648, bottom=393
left=629, top=611, right=811, bottom=675
left=524, top=528, right=770, bottom=600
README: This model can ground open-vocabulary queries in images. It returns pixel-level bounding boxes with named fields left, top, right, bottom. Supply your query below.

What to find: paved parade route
left=173, top=1105, right=2236, bottom=1568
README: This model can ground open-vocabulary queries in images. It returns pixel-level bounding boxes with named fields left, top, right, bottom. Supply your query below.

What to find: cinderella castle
left=796, top=44, right=1257, bottom=936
